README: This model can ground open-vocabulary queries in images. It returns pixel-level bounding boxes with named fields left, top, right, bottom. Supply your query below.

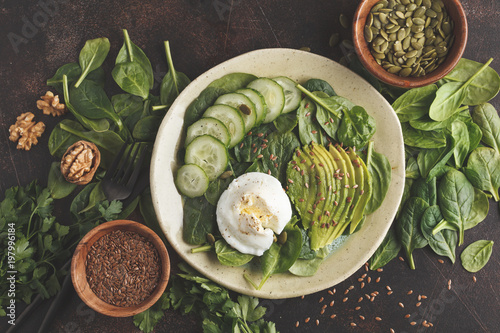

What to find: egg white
left=216, top=172, right=292, bottom=256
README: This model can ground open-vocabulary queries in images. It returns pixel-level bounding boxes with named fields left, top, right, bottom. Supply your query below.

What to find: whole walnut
left=61, top=141, right=101, bottom=185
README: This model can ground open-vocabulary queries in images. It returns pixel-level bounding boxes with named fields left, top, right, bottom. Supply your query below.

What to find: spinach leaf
left=463, top=147, right=500, bottom=201
left=364, top=143, right=391, bottom=214
left=392, top=84, right=437, bottom=122
left=112, top=61, right=151, bottom=100
left=47, top=161, right=77, bottom=199
left=303, top=78, right=336, bottom=96
left=183, top=196, right=217, bottom=245
left=465, top=120, right=483, bottom=154
left=289, top=247, right=329, bottom=277
left=420, top=205, right=457, bottom=263
left=337, top=105, right=376, bottom=148
left=74, top=37, right=110, bottom=88
left=112, top=93, right=143, bottom=117
left=416, top=135, right=455, bottom=179
left=215, top=240, right=254, bottom=266
left=450, top=120, right=470, bottom=168
left=62, top=75, right=110, bottom=133
left=274, top=112, right=298, bottom=133
left=160, top=41, right=191, bottom=106
left=115, top=29, right=154, bottom=87
left=185, top=87, right=228, bottom=127
left=204, top=177, right=233, bottom=206
left=441, top=58, right=500, bottom=105
left=315, top=94, right=343, bottom=140
left=48, top=122, right=80, bottom=158
left=208, top=72, right=257, bottom=91
left=471, top=103, right=500, bottom=153
left=369, top=228, right=400, bottom=270
left=233, top=123, right=275, bottom=162
left=410, top=177, right=437, bottom=206
left=133, top=115, right=162, bottom=141
left=258, top=223, right=301, bottom=289
left=405, top=156, right=420, bottom=179
left=70, top=183, right=97, bottom=222
left=437, top=169, right=474, bottom=245
left=260, top=131, right=300, bottom=184
left=409, top=112, right=458, bottom=131
left=69, top=80, right=126, bottom=136
left=395, top=197, right=429, bottom=269
left=47, top=62, right=105, bottom=94
left=58, top=119, right=125, bottom=160
left=396, top=178, right=413, bottom=219
left=297, top=98, right=325, bottom=145
left=460, top=240, right=494, bottom=273
left=402, top=122, right=447, bottom=148
left=297, top=228, right=316, bottom=260
left=430, top=59, right=493, bottom=121
left=464, top=188, right=489, bottom=230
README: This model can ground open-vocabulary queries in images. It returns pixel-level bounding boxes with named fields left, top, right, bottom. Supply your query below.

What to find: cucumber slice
left=185, top=117, right=230, bottom=147
left=175, top=164, right=209, bottom=198
left=273, top=76, right=301, bottom=113
left=203, top=105, right=245, bottom=148
left=215, top=93, right=257, bottom=132
left=247, top=78, right=285, bottom=123
left=185, top=135, right=228, bottom=181
left=236, top=88, right=267, bottom=126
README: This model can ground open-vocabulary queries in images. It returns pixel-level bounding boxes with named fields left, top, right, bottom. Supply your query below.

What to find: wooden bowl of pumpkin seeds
left=353, top=0, right=467, bottom=88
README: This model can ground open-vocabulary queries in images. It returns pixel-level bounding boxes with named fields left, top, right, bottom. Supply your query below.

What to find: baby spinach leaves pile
left=368, top=58, right=500, bottom=271
left=0, top=180, right=123, bottom=316
left=133, top=263, right=278, bottom=333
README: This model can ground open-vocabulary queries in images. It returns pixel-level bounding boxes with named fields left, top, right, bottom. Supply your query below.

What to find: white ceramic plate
left=150, top=48, right=405, bottom=299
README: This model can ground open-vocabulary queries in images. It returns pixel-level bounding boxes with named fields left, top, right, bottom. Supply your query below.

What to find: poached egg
left=216, top=172, right=292, bottom=256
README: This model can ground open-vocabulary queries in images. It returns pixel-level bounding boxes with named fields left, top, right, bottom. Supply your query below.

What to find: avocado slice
left=348, top=151, right=372, bottom=233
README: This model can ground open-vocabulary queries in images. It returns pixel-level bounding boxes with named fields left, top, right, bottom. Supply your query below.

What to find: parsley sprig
left=133, top=263, right=278, bottom=333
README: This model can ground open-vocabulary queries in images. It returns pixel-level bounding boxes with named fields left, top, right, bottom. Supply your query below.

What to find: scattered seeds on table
left=340, top=13, right=350, bottom=29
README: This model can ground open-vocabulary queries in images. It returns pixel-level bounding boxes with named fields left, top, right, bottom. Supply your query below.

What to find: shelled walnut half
left=37, top=91, right=67, bottom=116
left=61, top=141, right=101, bottom=185
left=9, top=112, right=45, bottom=150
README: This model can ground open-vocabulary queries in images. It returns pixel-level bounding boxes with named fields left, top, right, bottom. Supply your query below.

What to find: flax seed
left=359, top=315, right=365, bottom=320
left=319, top=297, right=324, bottom=303
left=422, top=295, right=427, bottom=299
left=390, top=329, right=395, bottom=333
left=399, top=302, right=404, bottom=308
left=473, top=276, right=477, bottom=283
left=351, top=323, right=357, bottom=327
left=316, top=319, right=319, bottom=326
left=358, top=297, right=363, bottom=303
left=320, top=309, right=325, bottom=315
left=355, top=306, right=361, bottom=310
left=330, top=300, right=334, bottom=306
left=438, top=259, right=444, bottom=264
left=295, top=321, right=299, bottom=328
left=416, top=302, right=421, bottom=307
left=305, top=317, right=310, bottom=323
left=399, top=256, right=405, bottom=261
left=376, top=277, right=381, bottom=283
left=407, top=290, right=413, bottom=295
left=405, top=314, right=410, bottom=319
left=328, top=290, right=334, bottom=295
left=377, top=268, right=383, bottom=272
left=367, top=277, right=372, bottom=283
left=410, top=321, right=417, bottom=326
left=343, top=297, right=348, bottom=302
left=386, top=286, right=392, bottom=291
left=375, top=317, right=382, bottom=321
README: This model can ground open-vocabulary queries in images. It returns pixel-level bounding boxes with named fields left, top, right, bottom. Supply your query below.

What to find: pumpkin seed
left=415, top=0, right=422, bottom=6
left=278, top=231, right=288, bottom=245
left=371, top=3, right=384, bottom=12
left=412, top=17, right=426, bottom=26
left=387, top=66, right=402, bottom=74
left=395, top=11, right=405, bottom=19
left=366, top=13, right=374, bottom=27
left=371, top=51, right=386, bottom=59
left=397, top=28, right=406, bottom=40
left=380, top=29, right=389, bottom=40
left=402, top=36, right=411, bottom=49
left=431, top=2, right=442, bottom=13
left=329, top=33, right=340, bottom=47
left=414, top=7, right=426, bottom=18
left=379, top=12, right=388, bottom=24
left=400, top=67, right=413, bottom=77
left=406, top=50, right=419, bottom=58
left=406, top=3, right=417, bottom=12
left=341, top=39, right=354, bottom=50
left=364, top=27, right=373, bottom=43
left=340, top=14, right=350, bottom=29
left=401, top=0, right=410, bottom=5
left=423, top=0, right=432, bottom=8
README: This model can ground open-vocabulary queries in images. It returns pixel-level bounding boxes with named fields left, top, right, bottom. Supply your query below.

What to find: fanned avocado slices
left=287, top=142, right=373, bottom=251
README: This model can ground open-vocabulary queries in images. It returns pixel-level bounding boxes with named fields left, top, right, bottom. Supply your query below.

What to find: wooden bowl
left=353, top=0, right=468, bottom=88
left=71, top=220, right=170, bottom=317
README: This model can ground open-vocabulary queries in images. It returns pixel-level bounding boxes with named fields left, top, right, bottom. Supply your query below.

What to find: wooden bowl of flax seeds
left=353, top=0, right=467, bottom=88
left=71, top=220, right=170, bottom=317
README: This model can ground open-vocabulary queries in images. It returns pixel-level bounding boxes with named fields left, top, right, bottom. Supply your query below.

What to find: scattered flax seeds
left=399, top=256, right=405, bottom=261
left=316, top=319, right=320, bottom=326
left=377, top=268, right=383, bottom=272
left=319, top=297, right=324, bottom=303
left=407, top=290, right=413, bottom=295
left=361, top=282, right=366, bottom=289
left=386, top=286, right=392, bottom=291
left=351, top=323, right=357, bottom=327
left=330, top=300, right=335, bottom=307
left=359, top=315, right=365, bottom=320
left=367, top=277, right=372, bottom=283
left=320, top=309, right=325, bottom=315
left=405, top=314, right=411, bottom=319
left=330, top=314, right=337, bottom=319
left=355, top=306, right=361, bottom=310
left=473, top=276, right=477, bottom=283
left=375, top=317, right=382, bottom=321
left=390, top=329, right=395, bottom=333
left=358, top=297, right=363, bottom=303
left=410, top=321, right=417, bottom=326
left=387, top=291, right=393, bottom=295
left=305, top=317, right=310, bottom=323
left=416, top=302, right=422, bottom=307
left=295, top=321, right=299, bottom=328
left=399, top=302, right=405, bottom=308
left=438, top=259, right=444, bottom=264
left=448, top=279, right=452, bottom=290
left=343, top=297, right=348, bottom=302
left=376, top=277, right=381, bottom=283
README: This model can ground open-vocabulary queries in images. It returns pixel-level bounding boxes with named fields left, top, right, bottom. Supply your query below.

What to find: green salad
left=175, top=73, right=391, bottom=289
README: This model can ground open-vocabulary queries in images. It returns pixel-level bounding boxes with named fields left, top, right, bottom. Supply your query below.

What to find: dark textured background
left=0, top=0, right=499, bottom=332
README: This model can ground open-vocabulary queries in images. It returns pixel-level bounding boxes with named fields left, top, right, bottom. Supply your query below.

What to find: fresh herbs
left=133, top=263, right=278, bottom=333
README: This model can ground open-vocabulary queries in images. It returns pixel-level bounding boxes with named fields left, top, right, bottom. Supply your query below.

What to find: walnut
left=61, top=141, right=101, bottom=185
left=37, top=91, right=67, bottom=117
left=9, top=112, right=46, bottom=151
